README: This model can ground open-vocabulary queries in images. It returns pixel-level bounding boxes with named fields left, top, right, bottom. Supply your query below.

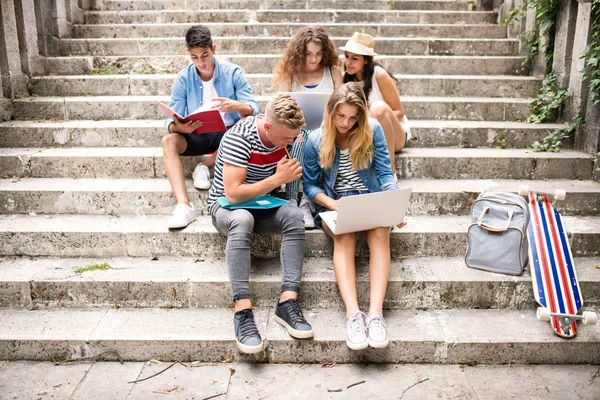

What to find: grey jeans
left=211, top=203, right=305, bottom=301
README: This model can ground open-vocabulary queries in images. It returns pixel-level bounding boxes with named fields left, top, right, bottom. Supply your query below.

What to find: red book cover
left=157, top=101, right=227, bottom=134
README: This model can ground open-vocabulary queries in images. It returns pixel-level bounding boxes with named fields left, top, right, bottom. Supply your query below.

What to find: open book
left=157, top=101, right=226, bottom=134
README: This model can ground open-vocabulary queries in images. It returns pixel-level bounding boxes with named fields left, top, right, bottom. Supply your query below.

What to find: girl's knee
left=369, top=101, right=391, bottom=119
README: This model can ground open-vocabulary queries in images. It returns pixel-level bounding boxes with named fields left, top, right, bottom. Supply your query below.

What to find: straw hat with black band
left=339, top=32, right=377, bottom=57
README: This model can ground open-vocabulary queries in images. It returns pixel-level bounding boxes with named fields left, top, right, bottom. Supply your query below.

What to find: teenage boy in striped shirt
left=207, top=94, right=314, bottom=354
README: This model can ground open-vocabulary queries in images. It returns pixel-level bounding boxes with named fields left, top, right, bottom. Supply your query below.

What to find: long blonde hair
left=320, top=82, right=373, bottom=170
left=273, top=26, right=339, bottom=88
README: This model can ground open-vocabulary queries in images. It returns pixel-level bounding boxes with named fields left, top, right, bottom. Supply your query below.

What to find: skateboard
left=518, top=185, right=597, bottom=338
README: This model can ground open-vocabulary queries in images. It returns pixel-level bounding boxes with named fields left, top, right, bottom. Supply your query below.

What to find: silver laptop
left=279, top=92, right=331, bottom=130
left=319, top=188, right=412, bottom=235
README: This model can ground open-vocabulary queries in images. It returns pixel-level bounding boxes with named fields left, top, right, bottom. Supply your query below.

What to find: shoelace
left=283, top=300, right=308, bottom=325
left=238, top=310, right=260, bottom=341
left=367, top=315, right=387, bottom=337
left=348, top=312, right=367, bottom=337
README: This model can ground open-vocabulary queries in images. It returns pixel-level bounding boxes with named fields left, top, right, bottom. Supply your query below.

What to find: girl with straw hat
left=340, top=32, right=411, bottom=179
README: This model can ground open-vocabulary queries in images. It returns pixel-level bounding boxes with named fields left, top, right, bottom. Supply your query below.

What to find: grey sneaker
left=346, top=311, right=368, bottom=350
left=274, top=298, right=314, bottom=339
left=233, top=309, right=264, bottom=354
left=367, top=312, right=389, bottom=348
left=299, top=197, right=315, bottom=229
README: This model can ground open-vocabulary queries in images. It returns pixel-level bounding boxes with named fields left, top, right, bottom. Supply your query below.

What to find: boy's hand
left=326, top=199, right=340, bottom=211
left=212, top=97, right=241, bottom=113
left=275, top=157, right=302, bottom=185
left=170, top=114, right=202, bottom=134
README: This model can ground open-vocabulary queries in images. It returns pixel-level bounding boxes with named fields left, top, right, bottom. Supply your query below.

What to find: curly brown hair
left=273, top=26, right=340, bottom=89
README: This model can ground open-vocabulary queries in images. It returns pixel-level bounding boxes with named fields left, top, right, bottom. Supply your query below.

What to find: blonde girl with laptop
left=273, top=26, right=343, bottom=228
left=303, top=82, right=405, bottom=350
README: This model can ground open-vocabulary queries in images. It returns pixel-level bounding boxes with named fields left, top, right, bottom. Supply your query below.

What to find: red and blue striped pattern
left=528, top=192, right=582, bottom=337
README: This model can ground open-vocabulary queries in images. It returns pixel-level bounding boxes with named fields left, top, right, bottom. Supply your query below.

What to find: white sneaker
left=367, top=312, right=389, bottom=348
left=167, top=203, right=196, bottom=229
left=299, top=197, right=315, bottom=229
left=346, top=311, right=368, bottom=350
left=193, top=164, right=211, bottom=190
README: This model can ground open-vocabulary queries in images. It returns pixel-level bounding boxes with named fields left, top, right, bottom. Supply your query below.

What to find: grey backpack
left=465, top=193, right=529, bottom=275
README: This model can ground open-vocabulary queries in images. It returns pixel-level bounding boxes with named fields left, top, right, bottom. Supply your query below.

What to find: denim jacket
left=303, top=118, right=399, bottom=203
left=164, top=58, right=261, bottom=133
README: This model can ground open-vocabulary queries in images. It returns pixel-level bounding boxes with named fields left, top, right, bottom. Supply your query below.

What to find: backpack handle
left=477, top=207, right=514, bottom=232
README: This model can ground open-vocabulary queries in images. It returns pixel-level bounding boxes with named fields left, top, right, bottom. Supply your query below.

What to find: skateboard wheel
left=537, top=307, right=551, bottom=321
left=582, top=311, right=598, bottom=326
left=555, top=189, right=566, bottom=201
left=518, top=185, right=530, bottom=197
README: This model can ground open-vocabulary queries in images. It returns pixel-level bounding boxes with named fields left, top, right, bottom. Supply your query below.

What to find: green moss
left=74, top=262, right=112, bottom=274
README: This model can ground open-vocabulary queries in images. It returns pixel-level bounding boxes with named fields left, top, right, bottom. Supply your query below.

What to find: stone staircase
left=0, top=0, right=599, bottom=365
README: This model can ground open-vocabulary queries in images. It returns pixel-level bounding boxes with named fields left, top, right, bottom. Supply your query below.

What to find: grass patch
left=75, top=262, right=112, bottom=274
left=91, top=67, right=116, bottom=75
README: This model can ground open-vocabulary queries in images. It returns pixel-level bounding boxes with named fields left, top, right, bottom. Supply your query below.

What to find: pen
left=285, top=146, right=292, bottom=159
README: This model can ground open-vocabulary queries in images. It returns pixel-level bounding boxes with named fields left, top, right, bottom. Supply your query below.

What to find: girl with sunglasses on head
left=273, top=26, right=343, bottom=228
left=303, top=82, right=406, bottom=350
left=341, top=32, right=411, bottom=180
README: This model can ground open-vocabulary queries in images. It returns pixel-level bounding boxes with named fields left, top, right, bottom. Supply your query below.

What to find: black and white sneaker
left=233, top=309, right=264, bottom=354
left=274, top=299, right=314, bottom=339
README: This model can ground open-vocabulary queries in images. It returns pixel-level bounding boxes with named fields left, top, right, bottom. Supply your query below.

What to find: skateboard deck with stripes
left=520, top=186, right=597, bottom=338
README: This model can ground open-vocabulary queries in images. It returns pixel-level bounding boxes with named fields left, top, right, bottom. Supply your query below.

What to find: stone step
left=4, top=362, right=599, bottom=400
left=47, top=55, right=529, bottom=75
left=11, top=95, right=533, bottom=121
left=0, top=214, right=598, bottom=258
left=59, top=37, right=519, bottom=57
left=2, top=256, right=599, bottom=310
left=1, top=178, right=597, bottom=216
left=73, top=22, right=507, bottom=39
left=0, top=307, right=598, bottom=363
left=0, top=120, right=566, bottom=149
left=1, top=147, right=593, bottom=180
left=97, top=0, right=477, bottom=11
left=84, top=10, right=497, bottom=25
left=28, top=74, right=541, bottom=98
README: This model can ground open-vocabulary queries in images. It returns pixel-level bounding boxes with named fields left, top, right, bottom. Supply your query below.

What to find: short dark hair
left=185, top=25, right=213, bottom=49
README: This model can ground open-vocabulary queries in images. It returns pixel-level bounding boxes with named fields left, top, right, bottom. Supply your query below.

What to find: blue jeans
left=211, top=203, right=305, bottom=301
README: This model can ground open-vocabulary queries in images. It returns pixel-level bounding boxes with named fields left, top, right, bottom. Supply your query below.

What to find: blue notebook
left=217, top=196, right=289, bottom=210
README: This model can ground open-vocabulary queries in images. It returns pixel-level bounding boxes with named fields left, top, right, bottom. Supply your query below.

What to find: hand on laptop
left=326, top=199, right=340, bottom=211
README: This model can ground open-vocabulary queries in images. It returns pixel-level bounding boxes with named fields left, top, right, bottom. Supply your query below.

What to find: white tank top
left=357, top=66, right=411, bottom=140
left=292, top=67, right=335, bottom=93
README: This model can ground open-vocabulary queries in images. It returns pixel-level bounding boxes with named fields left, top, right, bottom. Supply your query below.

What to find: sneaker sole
left=193, top=183, right=211, bottom=190
left=236, top=339, right=264, bottom=354
left=166, top=219, right=195, bottom=229
left=346, top=338, right=369, bottom=351
left=274, top=315, right=314, bottom=339
left=368, top=337, right=390, bottom=349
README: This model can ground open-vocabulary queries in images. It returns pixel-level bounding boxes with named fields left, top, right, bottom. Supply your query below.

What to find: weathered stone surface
left=59, top=37, right=519, bottom=57
left=1, top=214, right=599, bottom=258
left=74, top=22, right=508, bottom=39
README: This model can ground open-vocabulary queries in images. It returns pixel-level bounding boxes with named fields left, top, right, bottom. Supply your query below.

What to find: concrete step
left=84, top=10, right=497, bottom=25
left=0, top=214, right=598, bottom=258
left=46, top=55, right=529, bottom=75
left=96, top=0, right=478, bottom=11
left=59, top=37, right=519, bottom=57
left=73, top=22, right=508, bottom=39
left=0, top=307, right=598, bottom=363
left=4, top=361, right=599, bottom=400
left=11, top=95, right=534, bottom=121
left=1, top=178, right=597, bottom=216
left=1, top=256, right=599, bottom=309
left=0, top=120, right=567, bottom=149
left=0, top=147, right=593, bottom=180
left=28, top=74, right=541, bottom=98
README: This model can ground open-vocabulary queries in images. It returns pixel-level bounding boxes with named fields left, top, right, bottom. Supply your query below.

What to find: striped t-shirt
left=334, top=148, right=368, bottom=192
left=208, top=116, right=287, bottom=211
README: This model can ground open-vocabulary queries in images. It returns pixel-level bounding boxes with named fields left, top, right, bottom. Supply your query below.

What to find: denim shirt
left=164, top=58, right=261, bottom=133
left=303, top=118, right=399, bottom=203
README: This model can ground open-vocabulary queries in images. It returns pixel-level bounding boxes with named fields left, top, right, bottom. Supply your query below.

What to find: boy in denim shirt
left=162, top=25, right=260, bottom=228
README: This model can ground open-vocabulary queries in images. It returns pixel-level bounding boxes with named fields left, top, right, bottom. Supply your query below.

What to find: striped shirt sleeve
left=220, top=132, right=252, bottom=168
